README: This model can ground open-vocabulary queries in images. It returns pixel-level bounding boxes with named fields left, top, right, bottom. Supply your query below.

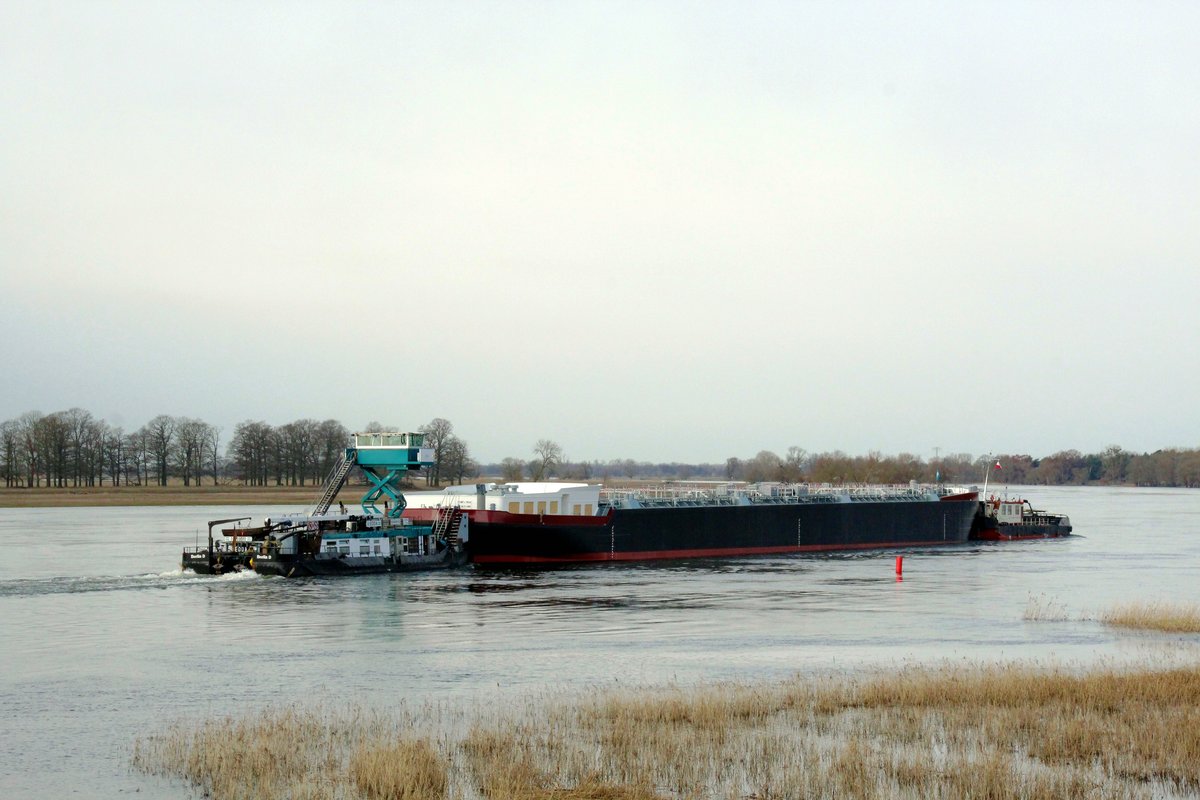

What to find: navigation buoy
left=895, top=555, right=903, bottom=576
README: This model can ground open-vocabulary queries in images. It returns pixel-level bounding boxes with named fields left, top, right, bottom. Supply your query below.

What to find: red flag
left=994, top=460, right=1002, bottom=470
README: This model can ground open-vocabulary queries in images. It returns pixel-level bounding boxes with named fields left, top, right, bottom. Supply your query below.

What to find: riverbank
left=0, top=485, right=357, bottom=508
left=134, top=602, right=1200, bottom=799
left=135, top=656, right=1200, bottom=800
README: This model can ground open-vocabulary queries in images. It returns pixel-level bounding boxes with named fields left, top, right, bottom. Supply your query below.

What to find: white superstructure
left=405, top=482, right=602, bottom=516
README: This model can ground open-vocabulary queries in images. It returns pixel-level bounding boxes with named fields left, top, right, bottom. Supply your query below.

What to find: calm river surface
left=1, top=486, right=1198, bottom=797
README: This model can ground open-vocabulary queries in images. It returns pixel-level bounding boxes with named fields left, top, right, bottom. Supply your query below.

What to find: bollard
left=895, top=555, right=903, bottom=576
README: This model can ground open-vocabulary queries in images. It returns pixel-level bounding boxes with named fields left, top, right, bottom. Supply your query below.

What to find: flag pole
left=982, top=455, right=992, bottom=498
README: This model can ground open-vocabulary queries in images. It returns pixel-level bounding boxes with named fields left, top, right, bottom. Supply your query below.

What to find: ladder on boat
left=311, top=451, right=357, bottom=516
left=433, top=506, right=464, bottom=550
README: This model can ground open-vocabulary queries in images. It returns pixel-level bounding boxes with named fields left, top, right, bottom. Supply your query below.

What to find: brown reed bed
left=1102, top=601, right=1200, bottom=633
left=134, top=659, right=1200, bottom=799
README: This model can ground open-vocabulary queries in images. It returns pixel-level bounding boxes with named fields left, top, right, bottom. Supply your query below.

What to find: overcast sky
left=2, top=1, right=1197, bottom=463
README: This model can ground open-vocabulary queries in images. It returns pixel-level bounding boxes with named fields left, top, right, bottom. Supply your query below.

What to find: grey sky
left=2, top=2, right=1197, bottom=463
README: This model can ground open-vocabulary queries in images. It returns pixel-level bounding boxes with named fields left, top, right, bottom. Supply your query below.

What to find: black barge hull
left=468, top=494, right=979, bottom=565
left=253, top=549, right=469, bottom=577
left=181, top=549, right=254, bottom=575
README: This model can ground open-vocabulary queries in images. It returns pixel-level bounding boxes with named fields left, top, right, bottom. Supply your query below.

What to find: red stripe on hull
left=472, top=539, right=961, bottom=564
left=975, top=532, right=1069, bottom=541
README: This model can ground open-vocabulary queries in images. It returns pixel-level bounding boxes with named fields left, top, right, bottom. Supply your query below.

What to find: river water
left=1, top=486, right=1198, bottom=797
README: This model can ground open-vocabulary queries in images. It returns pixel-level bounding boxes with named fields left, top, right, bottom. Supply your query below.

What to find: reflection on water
left=1, top=488, right=1199, bottom=797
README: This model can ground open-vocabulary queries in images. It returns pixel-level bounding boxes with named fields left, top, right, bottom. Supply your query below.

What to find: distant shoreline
left=0, top=480, right=1165, bottom=509
left=0, top=485, right=388, bottom=508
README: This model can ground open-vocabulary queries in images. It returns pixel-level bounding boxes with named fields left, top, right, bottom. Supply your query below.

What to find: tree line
left=3, top=407, right=1197, bottom=489
left=0, top=409, right=223, bottom=488
left=481, top=444, right=1200, bottom=489
left=0, top=411, right=477, bottom=489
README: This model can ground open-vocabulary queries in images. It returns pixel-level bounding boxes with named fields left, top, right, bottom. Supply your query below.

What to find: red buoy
left=895, top=555, right=903, bottom=576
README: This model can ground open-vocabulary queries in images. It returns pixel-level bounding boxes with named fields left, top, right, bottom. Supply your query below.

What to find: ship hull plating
left=468, top=495, right=978, bottom=565
left=253, top=548, right=468, bottom=577
left=971, top=522, right=1073, bottom=541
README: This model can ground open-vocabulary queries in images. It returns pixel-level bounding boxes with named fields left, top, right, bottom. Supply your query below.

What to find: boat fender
left=249, top=557, right=255, bottom=569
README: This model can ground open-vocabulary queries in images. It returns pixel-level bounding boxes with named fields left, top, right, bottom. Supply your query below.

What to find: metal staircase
left=432, top=506, right=464, bottom=550
left=311, top=451, right=356, bottom=515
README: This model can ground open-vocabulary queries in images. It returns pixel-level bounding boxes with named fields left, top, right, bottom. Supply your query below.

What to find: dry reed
left=1102, top=601, right=1200, bottom=633
left=1023, top=593, right=1069, bottom=621
left=134, top=659, right=1200, bottom=799
left=350, top=738, right=448, bottom=800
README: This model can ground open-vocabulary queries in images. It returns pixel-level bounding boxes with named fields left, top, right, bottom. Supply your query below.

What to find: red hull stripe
left=473, top=539, right=959, bottom=564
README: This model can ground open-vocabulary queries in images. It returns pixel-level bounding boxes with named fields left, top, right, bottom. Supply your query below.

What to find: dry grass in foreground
left=134, top=661, right=1200, bottom=800
left=1103, top=601, right=1200, bottom=633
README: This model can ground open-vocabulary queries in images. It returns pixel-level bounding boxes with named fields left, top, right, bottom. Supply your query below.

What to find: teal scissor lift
left=311, top=432, right=434, bottom=518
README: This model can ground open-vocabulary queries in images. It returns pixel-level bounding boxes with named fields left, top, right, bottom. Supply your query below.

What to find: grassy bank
left=134, top=657, right=1200, bottom=800
left=0, top=485, right=324, bottom=508
left=1103, top=601, right=1200, bottom=633
left=0, top=482, right=446, bottom=509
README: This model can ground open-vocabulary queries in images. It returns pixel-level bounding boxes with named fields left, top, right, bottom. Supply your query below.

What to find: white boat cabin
left=406, top=482, right=602, bottom=517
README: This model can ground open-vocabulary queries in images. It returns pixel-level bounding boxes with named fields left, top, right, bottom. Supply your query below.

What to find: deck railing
left=601, top=482, right=955, bottom=509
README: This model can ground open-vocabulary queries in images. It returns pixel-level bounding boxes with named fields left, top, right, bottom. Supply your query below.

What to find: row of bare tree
left=0, top=410, right=483, bottom=490
left=0, top=410, right=219, bottom=488
left=4, top=408, right=1196, bottom=489
left=227, top=419, right=352, bottom=487
left=481, top=445, right=1200, bottom=488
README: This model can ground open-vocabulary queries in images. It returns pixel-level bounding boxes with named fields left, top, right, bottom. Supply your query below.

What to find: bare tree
left=441, top=435, right=477, bottom=485
left=316, top=419, right=349, bottom=475
left=529, top=439, right=563, bottom=481
left=742, top=450, right=783, bottom=483
left=205, top=425, right=222, bottom=485
left=15, top=412, right=43, bottom=487
left=37, top=412, right=70, bottom=487
left=724, top=456, right=741, bottom=481
left=500, top=457, right=526, bottom=482
left=0, top=419, right=20, bottom=487
left=278, top=419, right=320, bottom=485
left=142, top=415, right=176, bottom=486
left=420, top=417, right=454, bottom=487
left=174, top=418, right=211, bottom=487
left=781, top=446, right=808, bottom=482
left=102, top=426, right=125, bottom=486
left=228, top=421, right=275, bottom=486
